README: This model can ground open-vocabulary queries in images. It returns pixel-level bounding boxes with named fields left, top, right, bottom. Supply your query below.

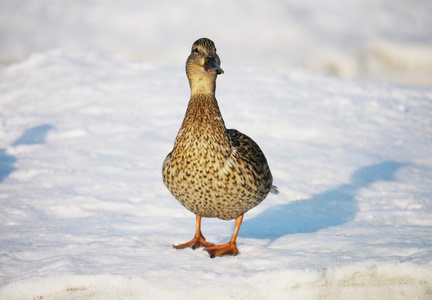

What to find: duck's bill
left=205, top=61, right=224, bottom=75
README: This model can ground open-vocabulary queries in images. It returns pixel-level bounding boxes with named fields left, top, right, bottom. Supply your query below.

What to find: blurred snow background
left=0, top=0, right=431, bottom=86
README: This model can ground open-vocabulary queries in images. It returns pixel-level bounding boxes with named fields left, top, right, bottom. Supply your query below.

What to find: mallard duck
left=162, top=38, right=278, bottom=258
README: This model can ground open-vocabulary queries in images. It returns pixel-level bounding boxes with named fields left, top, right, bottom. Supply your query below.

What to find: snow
left=1, top=1, right=432, bottom=299
left=1, top=48, right=431, bottom=299
left=0, top=0, right=432, bottom=86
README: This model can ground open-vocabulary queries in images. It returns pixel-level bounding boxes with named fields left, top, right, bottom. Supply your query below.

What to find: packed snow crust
left=0, top=49, right=431, bottom=299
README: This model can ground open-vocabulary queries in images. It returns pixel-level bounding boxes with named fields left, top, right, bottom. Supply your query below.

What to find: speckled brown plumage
left=162, top=38, right=277, bottom=257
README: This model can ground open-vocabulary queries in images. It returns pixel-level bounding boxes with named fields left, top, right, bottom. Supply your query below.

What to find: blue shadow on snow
left=241, top=161, right=404, bottom=241
left=0, top=124, right=54, bottom=182
left=0, top=149, right=16, bottom=183
left=12, top=124, right=55, bottom=146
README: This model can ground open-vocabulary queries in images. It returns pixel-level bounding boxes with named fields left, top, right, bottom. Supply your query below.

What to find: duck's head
left=186, top=38, right=224, bottom=95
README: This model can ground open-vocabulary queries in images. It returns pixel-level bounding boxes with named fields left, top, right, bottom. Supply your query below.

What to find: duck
left=162, top=38, right=278, bottom=258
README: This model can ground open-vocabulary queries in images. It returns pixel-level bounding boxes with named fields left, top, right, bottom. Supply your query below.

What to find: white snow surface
left=0, top=49, right=432, bottom=299
left=0, top=0, right=432, bottom=86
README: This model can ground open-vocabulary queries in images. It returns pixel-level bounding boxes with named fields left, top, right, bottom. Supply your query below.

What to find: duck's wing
left=226, top=129, right=275, bottom=197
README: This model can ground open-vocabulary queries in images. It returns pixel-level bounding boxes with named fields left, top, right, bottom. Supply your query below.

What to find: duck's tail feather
left=270, top=185, right=279, bottom=195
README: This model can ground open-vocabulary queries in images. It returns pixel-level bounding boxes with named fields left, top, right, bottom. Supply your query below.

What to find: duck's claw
left=205, top=242, right=239, bottom=258
left=173, top=234, right=214, bottom=250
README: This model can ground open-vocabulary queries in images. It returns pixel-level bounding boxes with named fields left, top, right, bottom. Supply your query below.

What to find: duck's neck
left=181, top=94, right=225, bottom=130
left=188, top=75, right=216, bottom=96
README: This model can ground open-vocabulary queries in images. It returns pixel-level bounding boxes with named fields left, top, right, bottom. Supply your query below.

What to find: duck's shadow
left=0, top=124, right=54, bottom=183
left=241, top=161, right=404, bottom=241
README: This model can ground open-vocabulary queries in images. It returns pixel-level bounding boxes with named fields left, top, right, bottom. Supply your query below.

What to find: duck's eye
left=193, top=48, right=199, bottom=54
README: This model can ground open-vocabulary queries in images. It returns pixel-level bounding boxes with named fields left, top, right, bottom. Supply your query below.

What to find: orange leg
left=173, top=215, right=214, bottom=250
left=205, top=214, right=243, bottom=258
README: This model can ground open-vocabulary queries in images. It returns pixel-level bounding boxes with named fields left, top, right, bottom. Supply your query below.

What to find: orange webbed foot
left=205, top=242, right=239, bottom=258
left=173, top=234, right=214, bottom=250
